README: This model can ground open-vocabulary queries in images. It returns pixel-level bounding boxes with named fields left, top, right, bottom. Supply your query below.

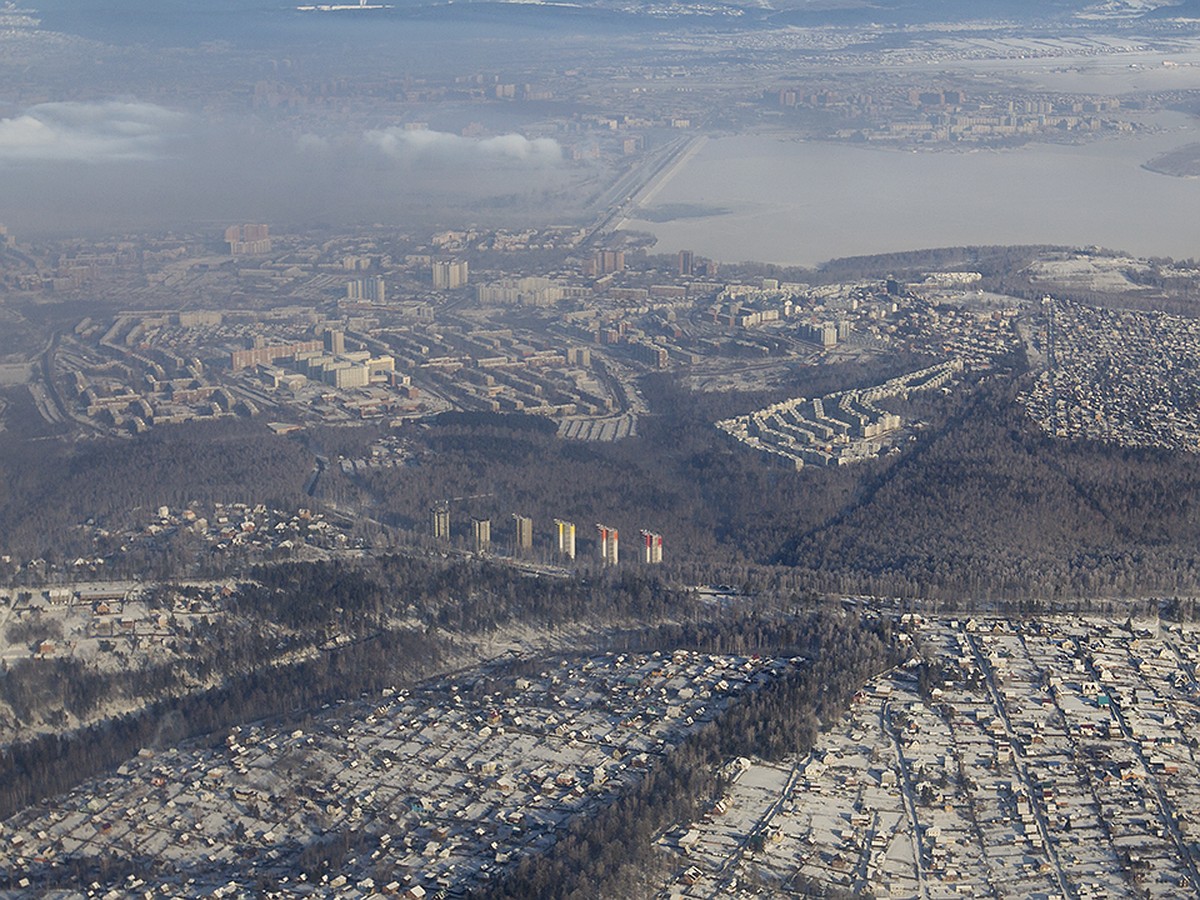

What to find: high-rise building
left=225, top=224, right=271, bottom=255
left=432, top=259, right=469, bottom=290
left=678, top=250, right=694, bottom=277
left=323, top=329, right=346, bottom=355
left=591, top=249, right=625, bottom=276
left=641, top=530, right=663, bottom=564
left=513, top=514, right=533, bottom=552
left=472, top=518, right=491, bottom=553
left=554, top=519, right=576, bottom=560
left=346, top=276, right=386, bottom=303
left=432, top=504, right=450, bottom=541
left=801, top=321, right=839, bottom=348
left=476, top=276, right=563, bottom=306
left=597, top=524, right=618, bottom=566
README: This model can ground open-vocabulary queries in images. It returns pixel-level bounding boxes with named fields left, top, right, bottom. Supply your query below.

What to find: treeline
left=811, top=243, right=1059, bottom=286
left=1, top=657, right=110, bottom=726
left=972, top=248, right=1200, bottom=318
left=1, top=555, right=704, bottom=745
left=484, top=609, right=901, bottom=900
left=987, top=275, right=1200, bottom=320
left=642, top=244, right=1058, bottom=290
left=0, top=616, right=297, bottom=736
left=244, top=555, right=697, bottom=634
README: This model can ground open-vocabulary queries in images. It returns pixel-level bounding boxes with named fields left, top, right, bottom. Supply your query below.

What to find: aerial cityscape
left=6, top=0, right=1200, bottom=896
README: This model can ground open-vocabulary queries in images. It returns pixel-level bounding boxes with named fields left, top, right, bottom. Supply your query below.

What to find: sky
left=0, top=1, right=604, bottom=235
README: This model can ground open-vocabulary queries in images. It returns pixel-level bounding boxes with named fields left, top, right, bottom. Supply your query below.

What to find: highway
left=581, top=133, right=705, bottom=249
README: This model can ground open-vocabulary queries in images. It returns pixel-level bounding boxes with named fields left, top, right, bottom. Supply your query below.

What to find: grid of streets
left=659, top=615, right=1200, bottom=900
left=1, top=651, right=785, bottom=897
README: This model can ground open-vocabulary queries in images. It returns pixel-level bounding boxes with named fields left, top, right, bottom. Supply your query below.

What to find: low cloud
left=0, top=107, right=583, bottom=235
left=0, top=100, right=187, bottom=164
left=363, top=127, right=563, bottom=166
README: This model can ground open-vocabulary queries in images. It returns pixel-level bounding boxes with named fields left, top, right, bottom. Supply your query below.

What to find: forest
left=331, top=360, right=1200, bottom=602
left=785, top=377, right=1200, bottom=599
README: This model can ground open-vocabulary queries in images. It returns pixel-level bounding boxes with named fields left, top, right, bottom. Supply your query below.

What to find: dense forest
left=786, top=377, right=1200, bottom=599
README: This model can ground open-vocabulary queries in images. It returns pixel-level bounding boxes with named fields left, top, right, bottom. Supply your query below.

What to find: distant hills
left=1141, top=0, right=1200, bottom=17
left=25, top=0, right=1200, bottom=48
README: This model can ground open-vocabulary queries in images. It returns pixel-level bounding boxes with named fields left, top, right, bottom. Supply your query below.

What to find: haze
left=8, top=0, right=1200, bottom=897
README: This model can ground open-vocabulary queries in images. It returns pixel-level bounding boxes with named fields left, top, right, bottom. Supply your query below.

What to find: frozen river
left=629, top=113, right=1200, bottom=267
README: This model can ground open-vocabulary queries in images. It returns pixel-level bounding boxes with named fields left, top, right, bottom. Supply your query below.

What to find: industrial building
left=291, top=348, right=395, bottom=389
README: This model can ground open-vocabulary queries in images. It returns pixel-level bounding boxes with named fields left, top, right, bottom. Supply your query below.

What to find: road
left=965, top=632, right=1075, bottom=900
left=881, top=698, right=929, bottom=900
left=1081, top=640, right=1200, bottom=889
left=35, top=332, right=70, bottom=425
left=582, top=133, right=704, bottom=248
